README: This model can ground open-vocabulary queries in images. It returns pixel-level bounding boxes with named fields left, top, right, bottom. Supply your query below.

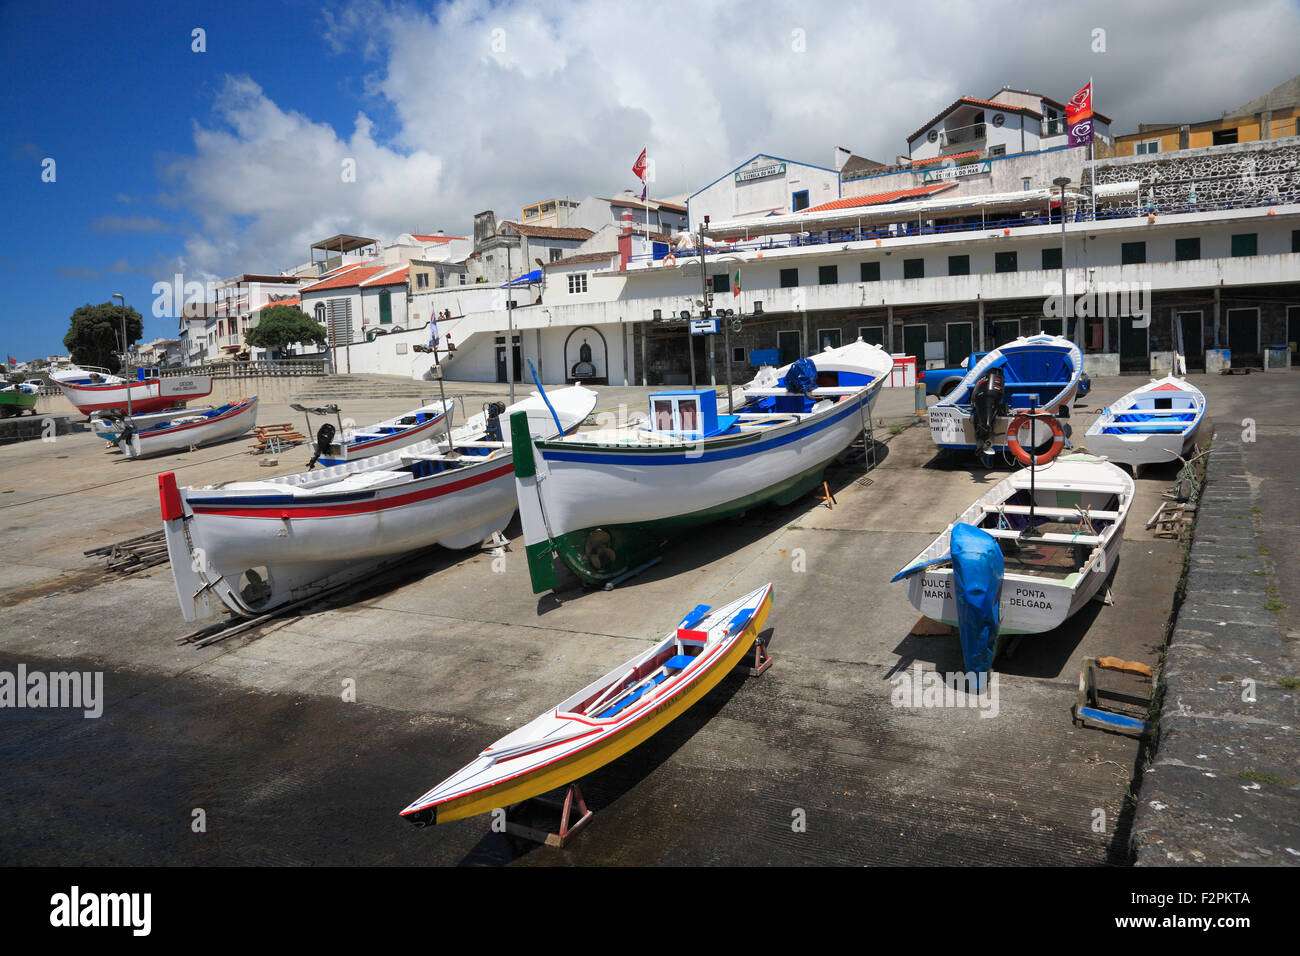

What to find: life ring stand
left=662, top=253, right=677, bottom=266
left=1007, top=414, right=1065, bottom=466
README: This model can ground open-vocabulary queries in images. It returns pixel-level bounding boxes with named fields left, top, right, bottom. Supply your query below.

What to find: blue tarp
left=950, top=523, right=1003, bottom=685
left=501, top=270, right=542, bottom=288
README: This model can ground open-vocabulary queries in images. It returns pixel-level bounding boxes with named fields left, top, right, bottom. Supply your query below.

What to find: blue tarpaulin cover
left=501, top=270, right=542, bottom=288
left=785, top=358, right=819, bottom=394
left=950, top=523, right=1003, bottom=685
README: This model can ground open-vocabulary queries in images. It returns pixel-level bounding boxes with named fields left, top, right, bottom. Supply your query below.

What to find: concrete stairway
left=289, top=374, right=436, bottom=402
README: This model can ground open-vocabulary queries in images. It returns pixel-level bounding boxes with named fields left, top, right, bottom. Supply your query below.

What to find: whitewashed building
left=686, top=153, right=841, bottom=232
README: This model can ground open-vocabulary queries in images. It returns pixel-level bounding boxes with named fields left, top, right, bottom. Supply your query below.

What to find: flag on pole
left=732, top=268, right=741, bottom=297
left=6, top=355, right=15, bottom=365
left=632, top=148, right=647, bottom=182
left=1066, top=82, right=1094, bottom=147
left=429, top=314, right=440, bottom=351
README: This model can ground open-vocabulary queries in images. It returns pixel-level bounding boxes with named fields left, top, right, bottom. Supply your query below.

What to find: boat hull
left=56, top=378, right=213, bottom=416
left=404, top=584, right=773, bottom=824
left=120, top=398, right=258, bottom=458
left=517, top=388, right=880, bottom=591
left=0, top=391, right=37, bottom=416
left=901, top=456, right=1132, bottom=639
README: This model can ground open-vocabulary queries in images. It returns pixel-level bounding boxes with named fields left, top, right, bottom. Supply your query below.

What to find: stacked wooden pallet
left=248, top=423, right=306, bottom=454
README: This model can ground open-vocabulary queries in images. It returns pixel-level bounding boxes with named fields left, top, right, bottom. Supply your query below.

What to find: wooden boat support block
left=1096, top=656, right=1154, bottom=678
left=502, top=784, right=593, bottom=848
left=745, top=639, right=774, bottom=677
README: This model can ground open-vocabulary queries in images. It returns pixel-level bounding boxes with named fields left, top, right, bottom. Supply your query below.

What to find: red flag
left=632, top=147, right=647, bottom=182
left=6, top=355, right=14, bottom=365
left=1066, top=82, right=1092, bottom=124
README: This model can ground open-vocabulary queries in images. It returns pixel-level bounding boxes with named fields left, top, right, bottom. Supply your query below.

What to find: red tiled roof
left=301, top=264, right=388, bottom=293
left=257, top=297, right=301, bottom=312
left=410, top=234, right=465, bottom=242
left=909, top=150, right=983, bottom=168
left=806, top=182, right=957, bottom=212
left=360, top=266, right=409, bottom=287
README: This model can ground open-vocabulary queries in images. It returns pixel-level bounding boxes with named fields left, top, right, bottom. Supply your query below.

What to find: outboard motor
left=306, top=422, right=336, bottom=470
left=482, top=401, right=507, bottom=443
left=971, top=368, right=1005, bottom=452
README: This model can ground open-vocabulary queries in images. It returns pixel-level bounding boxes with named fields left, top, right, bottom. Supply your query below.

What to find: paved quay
left=0, top=372, right=1293, bottom=865
left=1130, top=378, right=1300, bottom=866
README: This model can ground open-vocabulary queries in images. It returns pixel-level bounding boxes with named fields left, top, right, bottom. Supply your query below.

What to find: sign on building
left=921, top=161, right=992, bottom=183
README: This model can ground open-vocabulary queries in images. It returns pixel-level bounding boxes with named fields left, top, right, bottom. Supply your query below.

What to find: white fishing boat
left=295, top=400, right=453, bottom=467
left=927, top=334, right=1083, bottom=460
left=92, top=406, right=217, bottom=442
left=158, top=385, right=598, bottom=621
left=892, top=454, right=1133, bottom=674
left=51, top=365, right=213, bottom=415
left=401, top=582, right=774, bottom=826
left=119, top=397, right=259, bottom=459
left=1083, top=376, right=1206, bottom=474
left=513, top=338, right=894, bottom=593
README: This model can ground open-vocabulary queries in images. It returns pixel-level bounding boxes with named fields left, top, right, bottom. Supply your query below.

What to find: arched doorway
left=564, top=326, right=608, bottom=384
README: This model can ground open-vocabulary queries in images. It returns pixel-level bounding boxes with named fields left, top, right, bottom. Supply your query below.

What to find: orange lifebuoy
left=1007, top=414, right=1065, bottom=466
left=662, top=253, right=677, bottom=266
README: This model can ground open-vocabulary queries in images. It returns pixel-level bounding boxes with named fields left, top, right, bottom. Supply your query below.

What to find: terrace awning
left=501, top=270, right=542, bottom=287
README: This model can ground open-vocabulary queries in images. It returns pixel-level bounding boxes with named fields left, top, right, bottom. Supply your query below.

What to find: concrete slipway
left=0, top=373, right=1293, bottom=866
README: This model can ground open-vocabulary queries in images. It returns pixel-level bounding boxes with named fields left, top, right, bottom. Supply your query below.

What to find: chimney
left=618, top=210, right=634, bottom=270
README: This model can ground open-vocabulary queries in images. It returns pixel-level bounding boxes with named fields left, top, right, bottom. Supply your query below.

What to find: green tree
left=245, top=305, right=327, bottom=356
left=63, top=302, right=143, bottom=373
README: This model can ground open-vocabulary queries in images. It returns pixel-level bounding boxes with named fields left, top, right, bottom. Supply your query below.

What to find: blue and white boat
left=513, top=339, right=894, bottom=592
left=119, top=397, right=259, bottom=458
left=92, top=406, right=216, bottom=442
left=927, top=334, right=1083, bottom=460
left=1083, top=376, right=1206, bottom=475
left=297, top=401, right=453, bottom=468
left=892, top=454, right=1133, bottom=676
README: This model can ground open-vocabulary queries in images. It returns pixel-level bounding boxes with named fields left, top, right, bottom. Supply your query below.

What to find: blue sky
left=3, top=0, right=1298, bottom=362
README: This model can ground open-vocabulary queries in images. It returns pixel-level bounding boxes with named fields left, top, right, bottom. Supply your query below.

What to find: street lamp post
left=1052, top=177, right=1072, bottom=345
left=111, top=292, right=133, bottom=417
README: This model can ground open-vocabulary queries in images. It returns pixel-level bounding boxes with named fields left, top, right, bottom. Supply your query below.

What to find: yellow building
left=1115, top=73, right=1299, bottom=156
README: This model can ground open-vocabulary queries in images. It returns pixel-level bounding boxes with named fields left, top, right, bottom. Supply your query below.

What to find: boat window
left=654, top=400, right=674, bottom=431
left=679, top=401, right=698, bottom=432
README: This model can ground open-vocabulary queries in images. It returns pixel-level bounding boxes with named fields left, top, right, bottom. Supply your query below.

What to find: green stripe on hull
left=532, top=451, right=841, bottom=591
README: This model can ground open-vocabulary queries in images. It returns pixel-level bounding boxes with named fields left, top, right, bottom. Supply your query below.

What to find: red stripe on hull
left=189, top=460, right=514, bottom=519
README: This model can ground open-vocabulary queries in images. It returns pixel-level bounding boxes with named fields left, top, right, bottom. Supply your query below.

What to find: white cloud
left=164, top=0, right=1300, bottom=280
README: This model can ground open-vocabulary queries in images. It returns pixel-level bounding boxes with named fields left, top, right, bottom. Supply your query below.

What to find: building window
left=1212, top=128, right=1238, bottom=145
left=818, top=264, right=838, bottom=285
left=1175, top=238, right=1201, bottom=261
left=1045, top=109, right=1060, bottom=136
left=858, top=326, right=884, bottom=346
left=1231, top=233, right=1258, bottom=257
left=416, top=273, right=429, bottom=289
left=567, top=273, right=588, bottom=294
left=524, top=206, right=538, bottom=218
left=948, top=255, right=970, bottom=276
left=995, top=251, right=1018, bottom=273
left=780, top=268, right=799, bottom=288
left=860, top=262, right=880, bottom=282
left=1135, top=140, right=1160, bottom=155
left=732, top=347, right=746, bottom=363
left=549, top=248, right=563, bottom=262
left=711, top=273, right=730, bottom=294
left=1121, top=242, right=1146, bottom=265
left=314, top=303, right=326, bottom=323
left=903, top=258, right=924, bottom=279
left=1022, top=178, right=1031, bottom=191
left=792, top=190, right=809, bottom=212
left=818, top=328, right=842, bottom=350
left=1042, top=247, right=1062, bottom=271
left=989, top=144, right=1005, bottom=157
left=1293, top=230, right=1300, bottom=253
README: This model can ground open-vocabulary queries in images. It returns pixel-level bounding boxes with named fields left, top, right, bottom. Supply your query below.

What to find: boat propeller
left=584, top=528, right=616, bottom=571
left=306, top=422, right=336, bottom=470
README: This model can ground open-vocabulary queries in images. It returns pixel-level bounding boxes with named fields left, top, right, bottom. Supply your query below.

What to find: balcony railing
left=633, top=188, right=1300, bottom=265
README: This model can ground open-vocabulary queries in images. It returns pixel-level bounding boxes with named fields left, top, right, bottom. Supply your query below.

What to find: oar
left=890, top=553, right=952, bottom=583
left=527, top=358, right=565, bottom=436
